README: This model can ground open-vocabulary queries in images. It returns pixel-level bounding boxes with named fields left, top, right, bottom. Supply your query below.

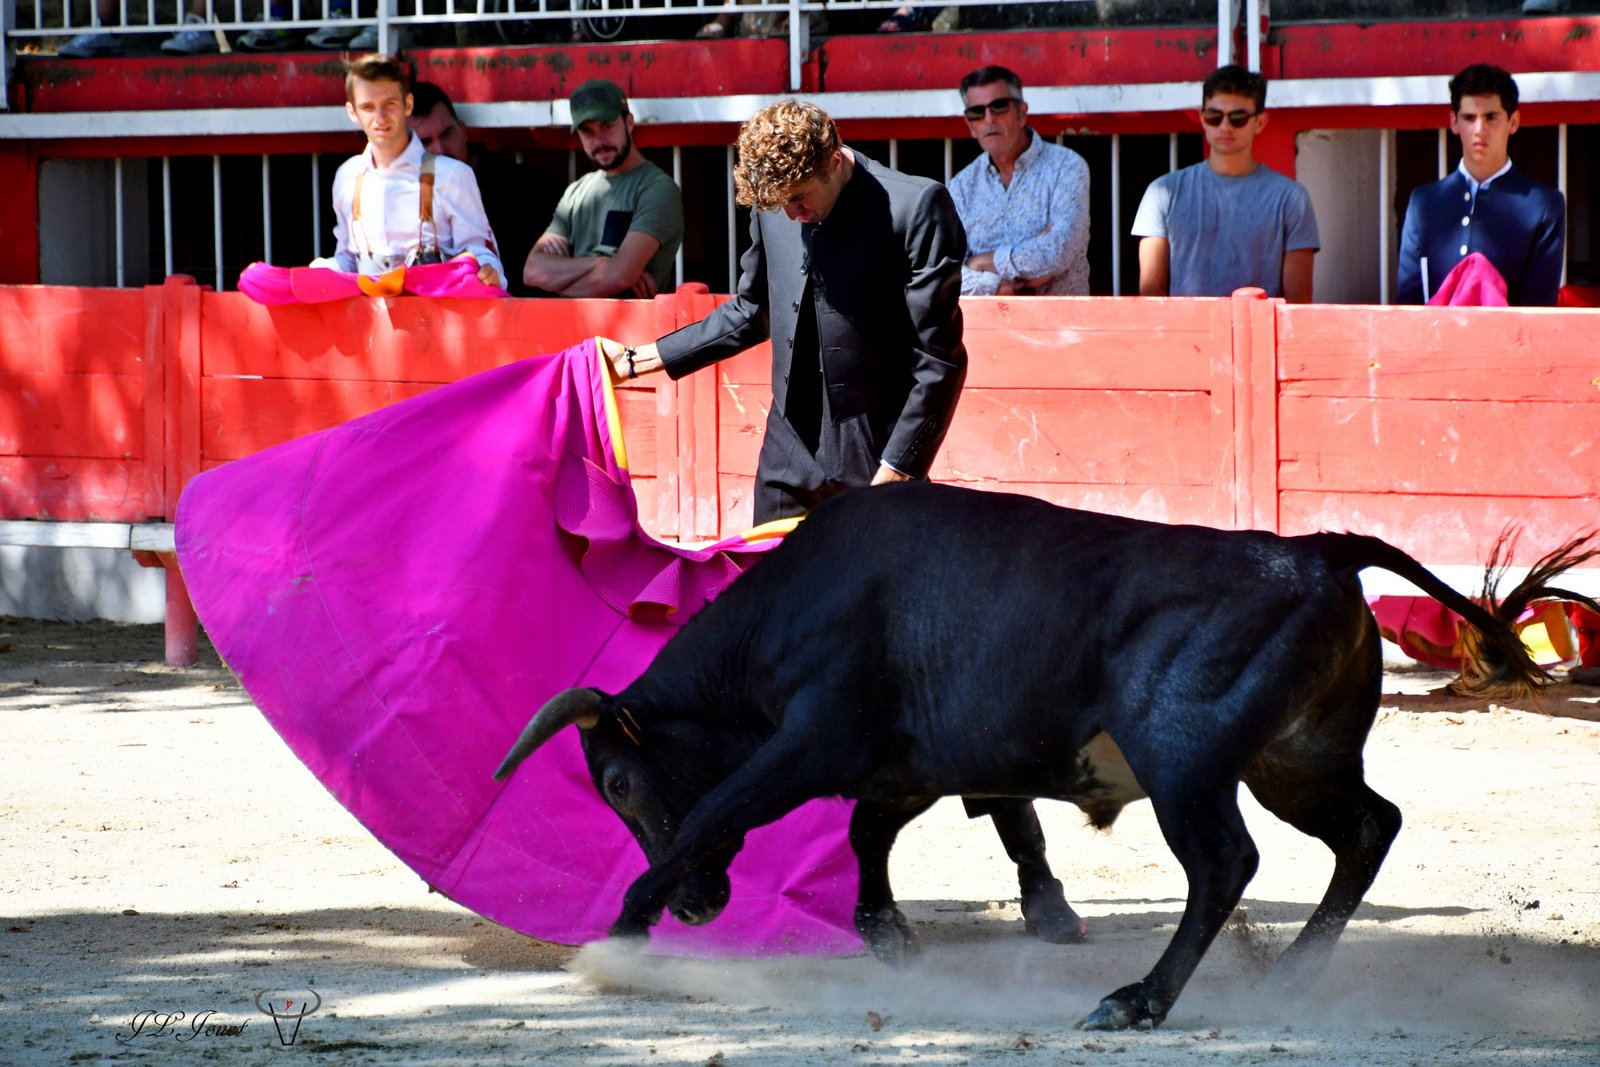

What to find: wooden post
left=1229, top=286, right=1280, bottom=533
left=160, top=276, right=203, bottom=666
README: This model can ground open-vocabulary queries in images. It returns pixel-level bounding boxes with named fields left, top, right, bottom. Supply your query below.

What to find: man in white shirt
left=948, top=65, right=1092, bottom=296
left=313, top=54, right=505, bottom=289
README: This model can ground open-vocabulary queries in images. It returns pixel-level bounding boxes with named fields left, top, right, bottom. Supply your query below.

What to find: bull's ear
left=493, top=687, right=606, bottom=782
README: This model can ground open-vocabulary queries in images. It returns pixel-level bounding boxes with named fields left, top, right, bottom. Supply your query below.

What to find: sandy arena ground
left=2, top=616, right=1598, bottom=1066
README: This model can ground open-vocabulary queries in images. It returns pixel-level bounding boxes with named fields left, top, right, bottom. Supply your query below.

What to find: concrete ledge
left=0, top=520, right=176, bottom=554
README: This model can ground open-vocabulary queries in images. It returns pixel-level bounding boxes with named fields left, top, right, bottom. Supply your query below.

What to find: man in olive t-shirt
left=523, top=79, right=684, bottom=298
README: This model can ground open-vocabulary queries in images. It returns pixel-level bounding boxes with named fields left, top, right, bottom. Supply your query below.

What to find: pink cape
left=175, top=340, right=862, bottom=955
left=238, top=259, right=508, bottom=304
left=1428, top=251, right=1509, bottom=307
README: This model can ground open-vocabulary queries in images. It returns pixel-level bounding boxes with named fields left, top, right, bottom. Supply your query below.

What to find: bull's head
left=494, top=687, right=733, bottom=927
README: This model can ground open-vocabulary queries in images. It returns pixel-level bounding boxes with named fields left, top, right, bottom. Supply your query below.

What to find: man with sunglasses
left=949, top=66, right=1091, bottom=296
left=1396, top=64, right=1565, bottom=306
left=1132, top=65, right=1319, bottom=303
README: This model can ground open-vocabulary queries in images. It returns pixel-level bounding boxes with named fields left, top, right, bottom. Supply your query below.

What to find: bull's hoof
left=1080, top=983, right=1165, bottom=1031
left=606, top=916, right=652, bottom=943
left=855, top=904, right=920, bottom=966
left=1021, top=878, right=1088, bottom=944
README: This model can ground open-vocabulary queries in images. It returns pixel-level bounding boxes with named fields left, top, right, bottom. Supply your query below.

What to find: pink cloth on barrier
left=1367, top=594, right=1575, bottom=670
left=1428, top=251, right=1509, bottom=307
left=238, top=259, right=508, bottom=304
left=175, top=339, right=861, bottom=955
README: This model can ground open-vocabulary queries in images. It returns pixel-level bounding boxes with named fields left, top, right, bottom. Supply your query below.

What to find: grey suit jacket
left=656, top=152, right=967, bottom=482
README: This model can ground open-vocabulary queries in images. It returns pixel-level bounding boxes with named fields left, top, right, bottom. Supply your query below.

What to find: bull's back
left=642, top=482, right=1374, bottom=785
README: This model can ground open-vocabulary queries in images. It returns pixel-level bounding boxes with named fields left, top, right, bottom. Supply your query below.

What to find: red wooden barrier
left=4, top=279, right=1598, bottom=660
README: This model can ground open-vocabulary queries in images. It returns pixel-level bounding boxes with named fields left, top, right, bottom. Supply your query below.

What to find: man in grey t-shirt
left=523, top=79, right=684, bottom=298
left=1132, top=65, right=1319, bottom=302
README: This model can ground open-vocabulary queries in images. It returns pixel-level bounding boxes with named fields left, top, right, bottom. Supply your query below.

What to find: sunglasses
left=1201, top=108, right=1258, bottom=128
left=963, top=97, right=1020, bottom=122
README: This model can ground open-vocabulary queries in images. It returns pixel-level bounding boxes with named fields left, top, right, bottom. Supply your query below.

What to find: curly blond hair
left=732, top=101, right=841, bottom=211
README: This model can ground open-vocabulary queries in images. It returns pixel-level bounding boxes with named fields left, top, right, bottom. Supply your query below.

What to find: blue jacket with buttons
left=1397, top=166, right=1565, bottom=306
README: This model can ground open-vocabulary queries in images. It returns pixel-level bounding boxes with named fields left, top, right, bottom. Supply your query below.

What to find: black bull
left=496, top=482, right=1595, bottom=1030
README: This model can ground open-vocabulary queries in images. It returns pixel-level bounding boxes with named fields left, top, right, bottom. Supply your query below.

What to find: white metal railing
left=0, top=0, right=1279, bottom=97
left=74, top=119, right=1578, bottom=303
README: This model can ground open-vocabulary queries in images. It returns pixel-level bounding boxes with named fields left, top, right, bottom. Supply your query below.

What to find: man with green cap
left=523, top=79, right=684, bottom=298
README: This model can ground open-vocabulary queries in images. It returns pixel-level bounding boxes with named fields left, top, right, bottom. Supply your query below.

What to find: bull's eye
left=608, top=774, right=629, bottom=800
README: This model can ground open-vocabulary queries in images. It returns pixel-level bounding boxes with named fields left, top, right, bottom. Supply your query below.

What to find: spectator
left=236, top=1, right=380, bottom=52
left=311, top=54, right=504, bottom=288
left=523, top=79, right=683, bottom=298
left=949, top=65, right=1090, bottom=296
left=60, top=0, right=228, bottom=56
left=410, top=81, right=562, bottom=298
left=695, top=0, right=825, bottom=39
left=1396, top=64, right=1565, bottom=306
left=1132, top=64, right=1319, bottom=303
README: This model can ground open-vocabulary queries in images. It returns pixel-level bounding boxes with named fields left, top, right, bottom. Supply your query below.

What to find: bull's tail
left=1318, top=528, right=1600, bottom=698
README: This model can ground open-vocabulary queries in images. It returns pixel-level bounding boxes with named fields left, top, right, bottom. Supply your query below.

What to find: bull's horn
left=493, top=688, right=604, bottom=781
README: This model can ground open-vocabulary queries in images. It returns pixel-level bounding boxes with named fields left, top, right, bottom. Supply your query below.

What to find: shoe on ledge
left=161, top=13, right=223, bottom=55
left=59, top=31, right=125, bottom=57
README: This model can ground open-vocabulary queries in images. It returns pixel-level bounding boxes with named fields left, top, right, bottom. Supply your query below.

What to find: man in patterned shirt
left=948, top=66, right=1092, bottom=296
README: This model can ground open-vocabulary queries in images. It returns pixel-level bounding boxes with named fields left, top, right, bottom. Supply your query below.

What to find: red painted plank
left=820, top=28, right=1227, bottom=93
left=197, top=292, right=661, bottom=382
left=962, top=297, right=1230, bottom=391
left=1278, top=396, right=1600, bottom=497
left=0, top=457, right=154, bottom=520
left=1276, top=19, right=1600, bottom=81
left=0, top=372, right=144, bottom=458
left=0, top=286, right=148, bottom=373
left=1278, top=304, right=1600, bottom=402
left=16, top=40, right=788, bottom=115
left=1279, top=490, right=1600, bottom=569
left=935, top=390, right=1219, bottom=486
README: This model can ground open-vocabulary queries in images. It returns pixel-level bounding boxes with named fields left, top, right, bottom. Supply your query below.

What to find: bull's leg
left=1244, top=761, right=1400, bottom=988
left=610, top=723, right=878, bottom=941
left=969, top=798, right=1087, bottom=944
left=1245, top=634, right=1401, bottom=991
left=1082, top=785, right=1259, bottom=1031
left=850, top=799, right=935, bottom=964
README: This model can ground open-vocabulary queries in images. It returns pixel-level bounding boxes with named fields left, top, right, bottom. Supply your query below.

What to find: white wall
left=1295, top=128, right=1388, bottom=305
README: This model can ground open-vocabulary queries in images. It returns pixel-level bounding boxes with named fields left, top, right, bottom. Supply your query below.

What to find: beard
left=587, top=127, right=633, bottom=173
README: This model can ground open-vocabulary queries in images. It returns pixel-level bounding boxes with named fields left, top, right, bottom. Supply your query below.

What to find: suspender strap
left=350, top=152, right=440, bottom=262
left=419, top=152, right=436, bottom=226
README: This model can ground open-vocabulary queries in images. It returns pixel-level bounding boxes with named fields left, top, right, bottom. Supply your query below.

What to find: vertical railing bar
left=726, top=143, right=737, bottom=295
left=672, top=144, right=684, bottom=288
left=114, top=158, right=126, bottom=289
left=942, top=138, right=952, bottom=183
left=1436, top=127, right=1446, bottom=180
left=1245, top=0, right=1260, bottom=72
left=888, top=139, right=898, bottom=170
left=213, top=155, right=224, bottom=290
left=262, top=154, right=274, bottom=267
left=1169, top=132, right=1178, bottom=173
left=1558, top=123, right=1568, bottom=288
left=1217, top=0, right=1233, bottom=68
left=1379, top=128, right=1393, bottom=305
left=788, top=0, right=802, bottom=92
left=163, top=157, right=175, bottom=279
left=1110, top=132, right=1121, bottom=297
left=312, top=153, right=323, bottom=259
